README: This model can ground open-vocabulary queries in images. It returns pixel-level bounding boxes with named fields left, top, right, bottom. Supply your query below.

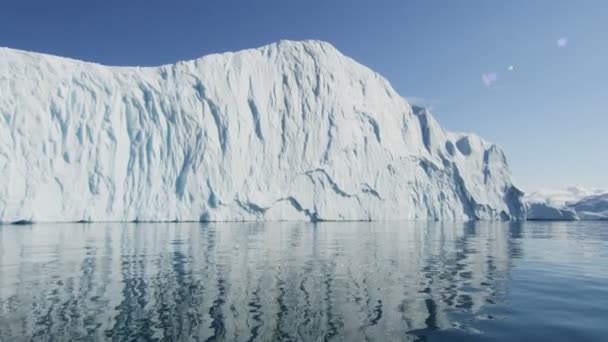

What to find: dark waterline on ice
left=1, top=221, right=607, bottom=341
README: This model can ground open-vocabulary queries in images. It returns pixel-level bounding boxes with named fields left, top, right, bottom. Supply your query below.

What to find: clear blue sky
left=1, top=0, right=606, bottom=190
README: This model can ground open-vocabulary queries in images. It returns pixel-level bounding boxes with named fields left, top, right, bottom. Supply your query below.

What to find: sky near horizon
left=1, top=0, right=606, bottom=191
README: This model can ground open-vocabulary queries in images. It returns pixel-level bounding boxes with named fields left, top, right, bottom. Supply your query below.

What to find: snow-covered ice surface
left=0, top=40, right=525, bottom=223
left=525, top=187, right=608, bottom=220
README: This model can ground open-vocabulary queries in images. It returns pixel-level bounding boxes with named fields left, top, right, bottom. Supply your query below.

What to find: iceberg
left=525, top=187, right=608, bottom=220
left=0, top=40, right=525, bottom=223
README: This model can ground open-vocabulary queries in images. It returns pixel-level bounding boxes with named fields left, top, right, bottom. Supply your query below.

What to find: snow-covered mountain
left=0, top=40, right=525, bottom=223
left=526, top=187, right=608, bottom=220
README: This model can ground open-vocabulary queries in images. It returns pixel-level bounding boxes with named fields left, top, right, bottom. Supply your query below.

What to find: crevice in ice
left=302, top=44, right=322, bottom=97
left=361, top=183, right=383, bottom=200
left=445, top=141, right=455, bottom=157
left=301, top=132, right=310, bottom=161
left=451, top=164, right=477, bottom=220
left=175, top=149, right=192, bottom=199
left=248, top=80, right=264, bottom=141
left=305, top=169, right=352, bottom=198
left=280, top=112, right=287, bottom=155
left=49, top=102, right=69, bottom=162
left=194, top=81, right=228, bottom=154
left=322, top=110, right=335, bottom=163
left=368, top=117, right=381, bottom=144
left=360, top=112, right=381, bottom=144
left=207, top=181, right=220, bottom=209
left=280, top=76, right=291, bottom=155
left=359, top=80, right=367, bottom=96
left=504, top=186, right=525, bottom=220
left=305, top=169, right=383, bottom=201
left=413, top=106, right=431, bottom=153
left=278, top=196, right=320, bottom=222
left=369, top=299, right=383, bottom=326
left=419, top=159, right=440, bottom=177
left=482, top=149, right=491, bottom=184
left=235, top=199, right=268, bottom=216
left=482, top=145, right=506, bottom=185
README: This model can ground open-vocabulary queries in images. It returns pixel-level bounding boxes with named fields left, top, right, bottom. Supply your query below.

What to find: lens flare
left=482, top=72, right=498, bottom=87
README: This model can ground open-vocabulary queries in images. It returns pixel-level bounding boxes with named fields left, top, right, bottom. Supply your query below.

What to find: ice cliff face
left=0, top=40, right=525, bottom=223
left=526, top=187, right=608, bottom=220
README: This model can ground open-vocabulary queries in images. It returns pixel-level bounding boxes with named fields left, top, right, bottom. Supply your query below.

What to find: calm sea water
left=0, top=221, right=606, bottom=341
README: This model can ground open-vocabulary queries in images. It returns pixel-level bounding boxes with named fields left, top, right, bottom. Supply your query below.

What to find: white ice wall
left=0, top=40, right=525, bottom=223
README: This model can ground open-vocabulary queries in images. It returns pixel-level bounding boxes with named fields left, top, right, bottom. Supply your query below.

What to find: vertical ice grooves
left=322, top=110, right=335, bottom=163
left=247, top=98, right=263, bottom=141
left=413, top=107, right=432, bottom=153
left=360, top=112, right=381, bottom=144
left=248, top=79, right=264, bottom=141
left=176, top=149, right=192, bottom=199
left=451, top=164, right=478, bottom=220
left=279, top=112, right=287, bottom=155
left=195, top=81, right=228, bottom=154
left=302, top=44, right=322, bottom=97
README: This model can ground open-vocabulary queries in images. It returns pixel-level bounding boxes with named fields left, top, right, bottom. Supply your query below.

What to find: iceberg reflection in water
left=0, top=221, right=606, bottom=341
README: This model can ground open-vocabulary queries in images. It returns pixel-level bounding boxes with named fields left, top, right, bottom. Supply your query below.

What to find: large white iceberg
left=0, top=40, right=525, bottom=223
left=525, top=187, right=608, bottom=220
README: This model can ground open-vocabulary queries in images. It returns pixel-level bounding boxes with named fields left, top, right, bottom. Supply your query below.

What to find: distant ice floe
left=526, top=187, right=608, bottom=220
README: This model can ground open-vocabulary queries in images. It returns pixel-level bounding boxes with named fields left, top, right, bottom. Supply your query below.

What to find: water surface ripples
left=1, top=221, right=607, bottom=341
